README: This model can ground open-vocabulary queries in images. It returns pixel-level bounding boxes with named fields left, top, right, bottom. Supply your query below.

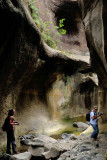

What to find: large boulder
left=81, top=125, right=94, bottom=135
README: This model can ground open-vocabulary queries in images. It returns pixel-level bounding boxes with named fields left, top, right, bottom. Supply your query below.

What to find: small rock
left=93, top=154, right=104, bottom=160
left=76, top=156, right=91, bottom=160
left=79, top=144, right=93, bottom=152
left=61, top=133, right=71, bottom=139
left=12, top=152, right=31, bottom=160
left=69, top=134, right=77, bottom=140
left=28, top=146, right=44, bottom=156
left=42, top=147, right=60, bottom=159
left=20, top=139, right=30, bottom=146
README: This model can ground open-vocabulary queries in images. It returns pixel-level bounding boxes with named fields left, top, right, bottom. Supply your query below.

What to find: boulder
left=28, top=146, right=44, bottom=157
left=28, top=141, right=44, bottom=147
left=61, top=133, right=71, bottom=139
left=73, top=122, right=89, bottom=129
left=81, top=125, right=94, bottom=135
left=31, top=135, right=57, bottom=144
left=12, top=152, right=31, bottom=160
left=42, top=147, right=60, bottom=159
left=93, top=154, right=105, bottom=160
left=0, top=154, right=14, bottom=160
left=69, top=134, right=78, bottom=140
left=19, top=135, right=36, bottom=140
left=61, top=133, right=77, bottom=140
left=19, top=135, right=36, bottom=146
left=28, top=135, right=57, bottom=151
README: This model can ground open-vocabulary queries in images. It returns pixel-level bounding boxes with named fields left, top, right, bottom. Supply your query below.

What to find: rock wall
left=13, top=62, right=98, bottom=135
left=35, top=0, right=89, bottom=55
left=77, top=0, right=107, bottom=130
left=47, top=73, right=98, bottom=120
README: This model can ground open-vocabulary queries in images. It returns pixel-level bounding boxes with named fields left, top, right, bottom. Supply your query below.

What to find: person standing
left=90, top=106, right=102, bottom=140
left=6, top=109, right=19, bottom=154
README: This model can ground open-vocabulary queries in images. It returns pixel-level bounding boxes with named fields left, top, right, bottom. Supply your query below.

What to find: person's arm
left=92, top=114, right=101, bottom=120
left=10, top=116, right=19, bottom=125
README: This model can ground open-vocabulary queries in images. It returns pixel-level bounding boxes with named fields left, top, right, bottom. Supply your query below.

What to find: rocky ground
left=0, top=132, right=107, bottom=160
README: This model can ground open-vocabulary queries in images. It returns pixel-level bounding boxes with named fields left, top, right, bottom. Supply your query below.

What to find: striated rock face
left=35, top=0, right=89, bottom=55
left=78, top=0, right=106, bottom=80
left=77, top=0, right=107, bottom=130
left=46, top=73, right=98, bottom=120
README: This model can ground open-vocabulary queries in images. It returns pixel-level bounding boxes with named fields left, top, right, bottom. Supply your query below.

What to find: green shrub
left=29, top=0, right=58, bottom=49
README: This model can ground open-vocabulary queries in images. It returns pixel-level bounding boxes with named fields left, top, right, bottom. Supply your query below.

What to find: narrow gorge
left=0, top=0, right=107, bottom=156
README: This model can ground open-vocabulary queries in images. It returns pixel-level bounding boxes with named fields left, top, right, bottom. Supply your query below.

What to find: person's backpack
left=2, top=117, right=9, bottom=131
left=86, top=112, right=90, bottom=121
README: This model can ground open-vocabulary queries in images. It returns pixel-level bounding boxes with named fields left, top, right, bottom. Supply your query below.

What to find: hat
left=94, top=106, right=98, bottom=109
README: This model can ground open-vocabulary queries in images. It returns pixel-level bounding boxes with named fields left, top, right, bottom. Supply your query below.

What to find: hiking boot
left=94, top=137, right=100, bottom=141
left=6, top=151, right=11, bottom=155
